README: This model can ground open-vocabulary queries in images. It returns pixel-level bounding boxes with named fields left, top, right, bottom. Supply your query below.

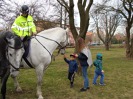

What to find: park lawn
left=6, top=47, right=133, bottom=99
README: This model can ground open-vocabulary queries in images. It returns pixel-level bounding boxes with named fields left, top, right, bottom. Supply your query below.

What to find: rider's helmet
left=20, top=5, right=29, bottom=14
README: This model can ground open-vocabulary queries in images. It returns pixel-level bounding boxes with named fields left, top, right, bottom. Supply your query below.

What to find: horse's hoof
left=16, top=87, right=23, bottom=93
left=38, top=96, right=43, bottom=99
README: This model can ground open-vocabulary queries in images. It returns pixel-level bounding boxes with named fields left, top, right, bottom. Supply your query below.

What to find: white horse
left=10, top=27, right=68, bottom=99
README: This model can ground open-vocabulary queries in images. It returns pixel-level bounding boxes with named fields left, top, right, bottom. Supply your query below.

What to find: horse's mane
left=14, top=36, right=22, bottom=49
left=39, top=27, right=64, bottom=35
left=0, top=31, right=14, bottom=71
left=0, top=31, right=10, bottom=59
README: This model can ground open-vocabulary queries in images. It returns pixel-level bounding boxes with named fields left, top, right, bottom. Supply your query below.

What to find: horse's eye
left=9, top=54, right=12, bottom=57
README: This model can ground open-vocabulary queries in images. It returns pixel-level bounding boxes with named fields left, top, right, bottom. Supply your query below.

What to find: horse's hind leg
left=35, top=64, right=45, bottom=99
left=10, top=71, right=22, bottom=92
left=1, top=68, right=10, bottom=99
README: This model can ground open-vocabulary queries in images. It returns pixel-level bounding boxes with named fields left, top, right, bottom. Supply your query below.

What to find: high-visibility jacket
left=11, top=15, right=36, bottom=37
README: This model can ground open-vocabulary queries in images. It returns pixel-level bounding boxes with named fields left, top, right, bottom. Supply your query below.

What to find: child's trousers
left=68, top=72, right=75, bottom=85
left=93, top=70, right=104, bottom=84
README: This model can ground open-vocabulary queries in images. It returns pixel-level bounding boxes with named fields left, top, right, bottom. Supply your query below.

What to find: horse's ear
left=65, top=28, right=69, bottom=33
left=4, top=37, right=10, bottom=43
left=4, top=37, right=7, bottom=43
left=5, top=35, right=14, bottom=43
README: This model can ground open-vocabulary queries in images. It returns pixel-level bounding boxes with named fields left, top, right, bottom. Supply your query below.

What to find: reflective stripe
left=11, top=23, right=34, bottom=31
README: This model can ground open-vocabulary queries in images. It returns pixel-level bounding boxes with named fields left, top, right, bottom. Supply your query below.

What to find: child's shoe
left=70, top=84, right=73, bottom=88
left=80, top=88, right=87, bottom=92
left=93, top=83, right=98, bottom=85
left=99, top=83, right=106, bottom=86
left=87, top=87, right=90, bottom=89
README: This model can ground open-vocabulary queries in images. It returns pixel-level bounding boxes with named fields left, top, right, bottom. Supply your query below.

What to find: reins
left=33, top=34, right=67, bottom=61
left=34, top=36, right=52, bottom=59
left=35, top=35, right=65, bottom=49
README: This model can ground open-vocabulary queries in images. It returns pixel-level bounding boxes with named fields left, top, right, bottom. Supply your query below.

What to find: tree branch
left=86, top=0, right=93, bottom=13
left=83, top=0, right=87, bottom=8
left=123, top=0, right=130, bottom=13
left=57, top=0, right=69, bottom=12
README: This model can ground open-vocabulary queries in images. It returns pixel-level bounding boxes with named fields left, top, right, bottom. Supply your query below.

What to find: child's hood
left=96, top=53, right=102, bottom=60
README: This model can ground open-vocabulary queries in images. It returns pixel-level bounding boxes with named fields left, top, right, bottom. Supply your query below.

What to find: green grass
left=6, top=47, right=133, bottom=99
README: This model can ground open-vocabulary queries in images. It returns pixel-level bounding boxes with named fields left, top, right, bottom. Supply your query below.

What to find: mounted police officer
left=11, top=5, right=37, bottom=58
left=11, top=5, right=37, bottom=40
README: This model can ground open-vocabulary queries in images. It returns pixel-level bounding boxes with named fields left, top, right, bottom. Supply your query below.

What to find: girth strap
left=23, top=57, right=33, bottom=68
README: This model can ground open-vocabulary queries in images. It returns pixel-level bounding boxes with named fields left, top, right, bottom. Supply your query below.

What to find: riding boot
left=23, top=36, right=31, bottom=50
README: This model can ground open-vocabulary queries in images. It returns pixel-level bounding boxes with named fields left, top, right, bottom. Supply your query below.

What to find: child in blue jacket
left=93, top=53, right=105, bottom=86
left=64, top=54, right=78, bottom=88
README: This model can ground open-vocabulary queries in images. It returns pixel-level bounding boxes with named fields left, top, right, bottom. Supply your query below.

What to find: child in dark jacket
left=93, top=53, right=105, bottom=86
left=64, top=54, right=78, bottom=88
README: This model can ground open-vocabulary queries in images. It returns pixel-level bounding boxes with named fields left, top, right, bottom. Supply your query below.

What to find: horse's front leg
left=1, top=68, right=10, bottom=99
left=35, top=65, right=45, bottom=99
left=10, top=71, right=22, bottom=92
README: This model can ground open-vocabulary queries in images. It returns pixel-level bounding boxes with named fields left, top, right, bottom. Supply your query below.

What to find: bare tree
left=116, top=0, right=133, bottom=58
left=0, top=0, right=20, bottom=29
left=29, top=0, right=49, bottom=20
left=48, top=1, right=69, bottom=28
left=104, top=0, right=133, bottom=58
left=57, top=0, right=93, bottom=42
left=92, top=10, right=121, bottom=50
left=56, top=0, right=93, bottom=75
left=0, top=0, right=49, bottom=29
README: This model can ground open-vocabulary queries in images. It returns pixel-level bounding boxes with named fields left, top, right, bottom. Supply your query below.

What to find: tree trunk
left=130, top=35, right=133, bottom=58
left=126, top=33, right=133, bottom=59
left=60, top=5, right=63, bottom=28
left=105, top=43, right=109, bottom=51
left=125, top=26, right=133, bottom=59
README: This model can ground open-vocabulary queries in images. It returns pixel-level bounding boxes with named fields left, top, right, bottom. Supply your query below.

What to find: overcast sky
left=1, top=0, right=132, bottom=34
left=0, top=0, right=113, bottom=27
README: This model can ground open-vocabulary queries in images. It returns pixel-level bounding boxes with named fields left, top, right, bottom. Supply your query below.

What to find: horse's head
left=5, top=32, right=24, bottom=76
left=59, top=29, right=69, bottom=55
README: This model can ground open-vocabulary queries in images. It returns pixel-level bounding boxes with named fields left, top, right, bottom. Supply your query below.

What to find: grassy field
left=6, top=47, right=133, bottom=99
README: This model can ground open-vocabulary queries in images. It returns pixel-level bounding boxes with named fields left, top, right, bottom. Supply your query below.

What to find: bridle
left=6, top=44, right=23, bottom=71
left=56, top=32, right=68, bottom=55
